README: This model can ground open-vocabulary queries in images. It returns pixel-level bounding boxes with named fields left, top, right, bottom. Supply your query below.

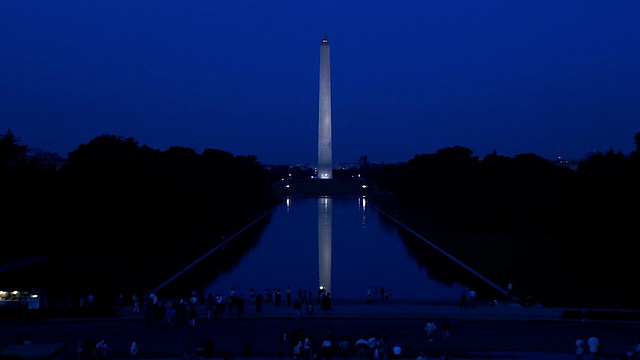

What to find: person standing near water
left=425, top=319, right=436, bottom=343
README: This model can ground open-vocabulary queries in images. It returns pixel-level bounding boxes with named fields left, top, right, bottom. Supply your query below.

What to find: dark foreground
left=2, top=300, right=640, bottom=360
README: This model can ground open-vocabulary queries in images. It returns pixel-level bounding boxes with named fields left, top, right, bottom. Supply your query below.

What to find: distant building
left=26, top=148, right=67, bottom=170
left=553, top=156, right=581, bottom=171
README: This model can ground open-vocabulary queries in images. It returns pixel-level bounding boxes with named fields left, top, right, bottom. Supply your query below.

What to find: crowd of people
left=62, top=285, right=640, bottom=360
left=121, top=285, right=343, bottom=329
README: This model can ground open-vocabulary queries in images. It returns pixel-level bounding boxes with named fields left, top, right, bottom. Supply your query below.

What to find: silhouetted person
left=256, top=293, right=263, bottom=313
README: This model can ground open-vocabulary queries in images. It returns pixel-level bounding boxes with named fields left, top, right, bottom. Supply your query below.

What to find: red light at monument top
left=322, top=39, right=328, bottom=43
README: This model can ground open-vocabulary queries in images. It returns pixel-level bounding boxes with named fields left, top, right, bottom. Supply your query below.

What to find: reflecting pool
left=189, top=196, right=499, bottom=303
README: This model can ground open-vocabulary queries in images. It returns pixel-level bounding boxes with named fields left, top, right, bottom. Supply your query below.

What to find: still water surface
left=194, top=196, right=492, bottom=303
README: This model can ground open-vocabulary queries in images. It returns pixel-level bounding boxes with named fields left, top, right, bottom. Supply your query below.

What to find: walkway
left=4, top=299, right=636, bottom=360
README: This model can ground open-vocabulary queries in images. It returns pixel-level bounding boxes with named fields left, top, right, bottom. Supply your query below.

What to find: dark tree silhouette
left=1, top=133, right=279, bottom=305
left=0, top=129, right=28, bottom=170
left=367, top=137, right=640, bottom=308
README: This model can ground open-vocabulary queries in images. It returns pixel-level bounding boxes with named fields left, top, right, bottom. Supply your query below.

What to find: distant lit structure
left=317, top=34, right=333, bottom=179
left=554, top=155, right=581, bottom=171
left=26, top=148, right=67, bottom=170
left=0, top=289, right=40, bottom=309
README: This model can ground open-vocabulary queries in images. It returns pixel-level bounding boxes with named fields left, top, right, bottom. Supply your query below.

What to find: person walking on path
left=293, top=341, right=302, bottom=359
left=294, top=299, right=302, bottom=320
left=425, top=319, right=436, bottom=343
left=77, top=339, right=84, bottom=360
left=441, top=317, right=451, bottom=344
left=459, top=288, right=468, bottom=309
left=188, top=303, right=197, bottom=327
left=468, top=289, right=477, bottom=308
left=95, top=340, right=107, bottom=360
left=205, top=293, right=214, bottom=321
left=306, top=302, right=314, bottom=320
left=355, top=335, right=369, bottom=359
left=319, top=336, right=333, bottom=360
left=575, top=335, right=585, bottom=360
left=391, top=343, right=402, bottom=358
left=303, top=337, right=312, bottom=360
left=587, top=334, right=600, bottom=360
left=255, top=292, right=263, bottom=313
left=129, top=338, right=138, bottom=359
left=280, top=328, right=292, bottom=358
left=624, top=337, right=640, bottom=359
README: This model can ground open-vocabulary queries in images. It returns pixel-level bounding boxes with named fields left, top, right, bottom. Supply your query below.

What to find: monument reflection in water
left=318, top=197, right=332, bottom=295
left=201, top=196, right=475, bottom=302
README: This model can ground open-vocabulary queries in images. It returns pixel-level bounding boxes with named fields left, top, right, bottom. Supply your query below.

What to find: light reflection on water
left=199, top=196, right=481, bottom=302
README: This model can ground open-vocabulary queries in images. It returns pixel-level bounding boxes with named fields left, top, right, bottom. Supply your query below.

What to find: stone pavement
left=180, top=300, right=628, bottom=360
left=5, top=299, right=636, bottom=360
left=193, top=301, right=560, bottom=324
left=155, top=300, right=589, bottom=360
left=206, top=299, right=567, bottom=321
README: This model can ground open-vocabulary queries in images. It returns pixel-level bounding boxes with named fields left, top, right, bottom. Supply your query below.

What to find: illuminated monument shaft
left=318, top=34, right=333, bottom=179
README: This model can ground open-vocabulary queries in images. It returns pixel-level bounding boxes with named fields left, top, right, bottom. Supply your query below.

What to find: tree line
left=2, top=129, right=639, bottom=308
left=0, top=131, right=279, bottom=302
left=364, top=135, right=640, bottom=308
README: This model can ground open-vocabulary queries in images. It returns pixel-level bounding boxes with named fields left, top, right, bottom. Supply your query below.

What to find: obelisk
left=317, top=34, right=333, bottom=179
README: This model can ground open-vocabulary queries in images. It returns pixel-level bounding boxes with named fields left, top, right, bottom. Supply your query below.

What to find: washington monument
left=317, top=34, right=333, bottom=179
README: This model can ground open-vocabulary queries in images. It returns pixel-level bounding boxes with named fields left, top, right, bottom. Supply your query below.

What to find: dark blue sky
left=2, top=1, right=639, bottom=165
